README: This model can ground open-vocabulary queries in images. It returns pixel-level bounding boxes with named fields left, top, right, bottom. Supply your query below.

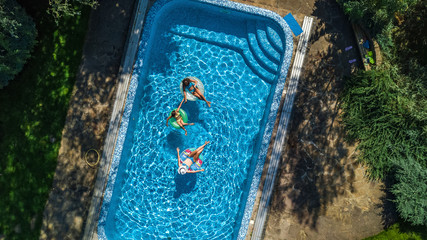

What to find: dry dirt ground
left=40, top=0, right=386, bottom=239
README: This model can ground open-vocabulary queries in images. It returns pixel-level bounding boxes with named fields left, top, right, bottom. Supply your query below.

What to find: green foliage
left=392, top=160, right=427, bottom=225
left=0, top=0, right=37, bottom=88
left=339, top=0, right=427, bottom=228
left=364, top=221, right=427, bottom=240
left=340, top=69, right=425, bottom=179
left=0, top=2, right=90, bottom=239
left=341, top=67, right=426, bottom=224
left=337, top=0, right=420, bottom=55
left=47, top=0, right=98, bottom=24
left=393, top=1, right=427, bottom=65
left=338, top=0, right=417, bottom=31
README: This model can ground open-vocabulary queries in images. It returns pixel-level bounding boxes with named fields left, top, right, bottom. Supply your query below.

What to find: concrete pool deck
left=40, top=0, right=385, bottom=239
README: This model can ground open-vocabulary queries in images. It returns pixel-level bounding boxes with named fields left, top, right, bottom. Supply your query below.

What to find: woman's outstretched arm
left=177, top=147, right=181, bottom=167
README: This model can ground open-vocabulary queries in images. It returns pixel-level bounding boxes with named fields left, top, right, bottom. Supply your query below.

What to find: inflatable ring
left=180, top=76, right=205, bottom=101
left=179, top=148, right=204, bottom=172
left=168, top=108, right=188, bottom=129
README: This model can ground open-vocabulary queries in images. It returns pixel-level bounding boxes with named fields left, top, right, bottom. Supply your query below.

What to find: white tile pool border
left=92, top=0, right=294, bottom=239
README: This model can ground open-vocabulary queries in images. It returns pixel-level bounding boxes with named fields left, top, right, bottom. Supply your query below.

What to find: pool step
left=266, top=23, right=285, bottom=54
left=247, top=22, right=279, bottom=74
left=255, top=21, right=281, bottom=64
left=169, top=25, right=276, bottom=83
left=241, top=48, right=276, bottom=84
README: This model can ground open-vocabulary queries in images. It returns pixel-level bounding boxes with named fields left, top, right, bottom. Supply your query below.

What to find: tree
left=392, top=159, right=427, bottom=226
left=0, top=0, right=37, bottom=89
left=47, top=0, right=98, bottom=24
left=340, top=67, right=426, bottom=226
left=341, top=69, right=410, bottom=179
left=337, top=0, right=419, bottom=53
left=393, top=1, right=427, bottom=66
left=338, top=0, right=427, bottom=227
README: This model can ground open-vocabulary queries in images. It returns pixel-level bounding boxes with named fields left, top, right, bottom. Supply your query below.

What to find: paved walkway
left=40, top=0, right=385, bottom=239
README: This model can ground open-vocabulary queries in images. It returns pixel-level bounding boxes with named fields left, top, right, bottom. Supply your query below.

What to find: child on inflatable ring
left=166, top=99, right=195, bottom=135
left=177, top=141, right=209, bottom=174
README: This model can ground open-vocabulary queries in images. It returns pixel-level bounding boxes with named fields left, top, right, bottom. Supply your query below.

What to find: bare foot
left=189, top=123, right=195, bottom=125
left=207, top=101, right=211, bottom=107
left=185, top=131, right=188, bottom=136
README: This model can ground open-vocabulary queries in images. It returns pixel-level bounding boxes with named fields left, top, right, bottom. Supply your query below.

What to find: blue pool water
left=98, top=0, right=293, bottom=239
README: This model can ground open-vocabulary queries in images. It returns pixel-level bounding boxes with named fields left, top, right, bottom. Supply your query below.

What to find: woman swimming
left=182, top=77, right=211, bottom=107
left=166, top=99, right=194, bottom=135
left=177, top=141, right=210, bottom=174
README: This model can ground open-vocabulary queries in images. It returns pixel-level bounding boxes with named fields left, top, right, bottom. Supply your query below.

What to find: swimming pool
left=98, top=0, right=293, bottom=239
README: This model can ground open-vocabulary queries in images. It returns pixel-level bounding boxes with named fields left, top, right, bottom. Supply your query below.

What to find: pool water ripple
left=99, top=0, right=293, bottom=239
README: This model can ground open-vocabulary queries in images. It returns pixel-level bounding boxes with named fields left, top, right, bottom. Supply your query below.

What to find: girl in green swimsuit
left=166, top=99, right=194, bottom=135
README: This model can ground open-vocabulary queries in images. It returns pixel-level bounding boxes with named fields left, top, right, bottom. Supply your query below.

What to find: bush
left=364, top=221, right=427, bottom=239
left=337, top=0, right=419, bottom=55
left=392, top=160, right=427, bottom=226
left=0, top=0, right=37, bottom=89
left=340, top=69, right=423, bottom=179
left=338, top=0, right=418, bottom=32
left=47, top=0, right=98, bottom=24
left=338, top=0, right=426, bottom=227
left=340, top=67, right=426, bottom=225
left=393, top=1, right=427, bottom=66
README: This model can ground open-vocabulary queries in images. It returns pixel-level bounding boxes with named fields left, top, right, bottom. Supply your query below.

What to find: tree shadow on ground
left=376, top=176, right=399, bottom=228
left=268, top=0, right=362, bottom=230
left=36, top=1, right=141, bottom=239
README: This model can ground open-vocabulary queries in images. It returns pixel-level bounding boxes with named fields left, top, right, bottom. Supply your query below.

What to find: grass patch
left=0, top=2, right=90, bottom=239
left=365, top=222, right=427, bottom=240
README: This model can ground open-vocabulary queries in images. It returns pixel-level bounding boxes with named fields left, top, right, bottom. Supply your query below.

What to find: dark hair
left=171, top=110, right=177, bottom=117
left=182, top=78, right=190, bottom=86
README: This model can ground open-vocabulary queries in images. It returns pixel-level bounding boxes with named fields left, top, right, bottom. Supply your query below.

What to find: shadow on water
left=173, top=173, right=197, bottom=198
left=166, top=131, right=183, bottom=150
left=180, top=101, right=201, bottom=122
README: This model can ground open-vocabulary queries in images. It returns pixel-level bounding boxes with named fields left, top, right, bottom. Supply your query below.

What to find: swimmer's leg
left=189, top=141, right=210, bottom=157
left=193, top=90, right=211, bottom=107
left=178, top=122, right=188, bottom=136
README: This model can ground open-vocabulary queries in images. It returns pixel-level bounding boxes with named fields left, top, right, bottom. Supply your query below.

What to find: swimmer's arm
left=166, top=115, right=172, bottom=126
left=177, top=98, right=184, bottom=111
left=183, top=92, right=187, bottom=103
left=190, top=79, right=198, bottom=86
left=176, top=147, right=181, bottom=166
